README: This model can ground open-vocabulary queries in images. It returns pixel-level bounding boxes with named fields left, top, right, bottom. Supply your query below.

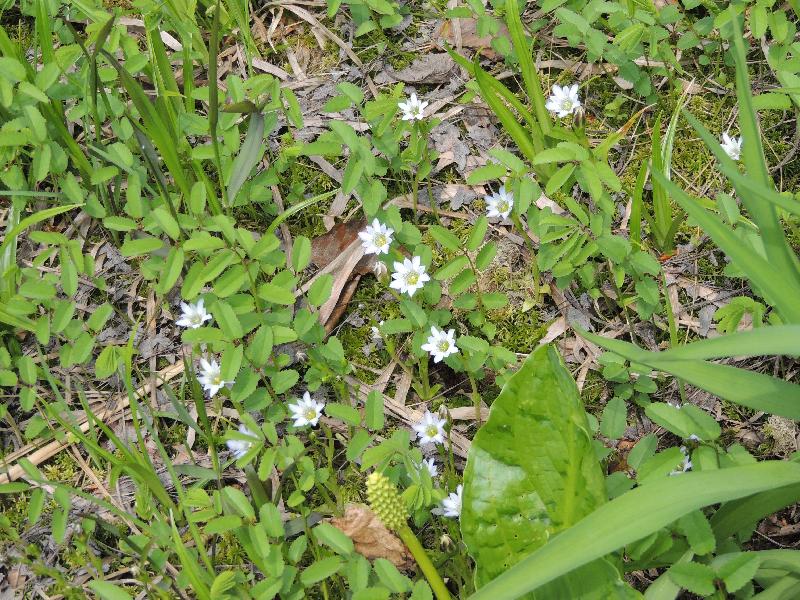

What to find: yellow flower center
left=406, top=272, right=419, bottom=285
left=562, top=100, right=573, bottom=110
left=498, top=201, right=509, bottom=213
left=437, top=340, right=450, bottom=352
left=374, top=233, right=388, bottom=247
left=212, top=375, right=223, bottom=385
left=305, top=408, right=317, bottom=420
left=426, top=425, right=439, bottom=438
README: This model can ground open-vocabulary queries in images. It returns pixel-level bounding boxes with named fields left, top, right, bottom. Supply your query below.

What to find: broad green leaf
left=88, top=581, right=133, bottom=600
left=667, top=562, right=715, bottom=596
left=469, top=462, right=800, bottom=600
left=300, top=557, right=342, bottom=587
left=462, top=344, right=607, bottom=589
left=313, top=522, right=354, bottom=555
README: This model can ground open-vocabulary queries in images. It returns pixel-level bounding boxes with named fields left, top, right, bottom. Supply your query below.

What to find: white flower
left=176, top=299, right=212, bottom=329
left=398, top=93, right=428, bottom=121
left=390, top=256, right=430, bottom=297
left=721, top=133, right=742, bottom=161
left=413, top=410, right=447, bottom=446
left=371, top=321, right=385, bottom=340
left=419, top=457, right=438, bottom=478
left=545, top=83, right=581, bottom=118
left=485, top=186, right=514, bottom=219
left=288, top=391, right=325, bottom=427
left=358, top=219, right=394, bottom=255
left=670, top=446, right=692, bottom=476
left=420, top=326, right=458, bottom=363
left=440, top=484, right=463, bottom=518
left=198, top=358, right=230, bottom=398
left=226, top=424, right=258, bottom=459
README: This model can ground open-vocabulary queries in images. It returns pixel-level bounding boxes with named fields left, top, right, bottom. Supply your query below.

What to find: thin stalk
left=662, top=273, right=687, bottom=404
left=468, top=372, right=482, bottom=425
left=397, top=525, right=452, bottom=600
left=510, top=211, right=540, bottom=303
left=208, top=0, right=229, bottom=207
left=418, top=358, right=432, bottom=401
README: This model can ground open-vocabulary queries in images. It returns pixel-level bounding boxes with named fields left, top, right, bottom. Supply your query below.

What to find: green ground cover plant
left=2, top=0, right=800, bottom=597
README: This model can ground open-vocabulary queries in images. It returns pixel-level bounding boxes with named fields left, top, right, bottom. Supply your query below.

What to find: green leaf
left=211, top=301, right=243, bottom=339
left=373, top=558, right=411, bottom=593
left=428, top=225, right=461, bottom=251
left=600, top=396, right=626, bottom=439
left=645, top=403, right=721, bottom=441
left=293, top=236, right=312, bottom=272
left=433, top=255, right=469, bottom=280
left=462, top=344, right=607, bottom=588
left=468, top=461, right=800, bottom=600
left=227, top=112, right=265, bottom=203
left=578, top=329, right=800, bottom=420
left=259, top=282, right=296, bottom=305
left=120, top=236, right=164, bottom=257
left=677, top=510, right=715, bottom=556
left=325, top=403, right=361, bottom=426
left=667, top=562, right=716, bottom=596
left=366, top=390, right=384, bottom=430
left=88, top=581, right=133, bottom=600
left=313, top=522, right=354, bottom=555
left=716, top=552, right=761, bottom=593
left=308, top=274, right=333, bottom=307
left=467, top=216, right=489, bottom=251
left=466, top=163, right=507, bottom=185
left=300, top=557, right=342, bottom=587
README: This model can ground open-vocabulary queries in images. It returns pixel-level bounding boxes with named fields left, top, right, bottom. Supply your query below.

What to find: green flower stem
left=510, top=211, right=540, bottom=304
left=467, top=371, right=482, bottom=425
left=418, top=357, right=432, bottom=401
left=244, top=464, right=270, bottom=509
left=397, top=524, right=452, bottom=600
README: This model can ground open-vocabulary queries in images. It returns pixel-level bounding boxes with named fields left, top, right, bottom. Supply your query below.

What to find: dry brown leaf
left=385, top=53, right=456, bottom=84
left=436, top=18, right=509, bottom=58
left=311, top=220, right=374, bottom=275
left=330, top=504, right=414, bottom=569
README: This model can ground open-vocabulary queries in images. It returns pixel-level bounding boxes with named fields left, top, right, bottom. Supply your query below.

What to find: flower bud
left=366, top=471, right=407, bottom=531
left=373, top=260, right=389, bottom=282
left=572, top=105, right=586, bottom=137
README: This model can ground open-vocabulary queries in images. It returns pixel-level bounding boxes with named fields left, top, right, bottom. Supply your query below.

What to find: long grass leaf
left=469, top=462, right=800, bottom=600
left=504, top=0, right=551, bottom=135
left=652, top=169, right=800, bottom=322
left=578, top=329, right=800, bottom=419
left=227, top=112, right=265, bottom=203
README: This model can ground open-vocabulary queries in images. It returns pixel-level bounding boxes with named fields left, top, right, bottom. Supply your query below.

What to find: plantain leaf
left=462, top=344, right=616, bottom=596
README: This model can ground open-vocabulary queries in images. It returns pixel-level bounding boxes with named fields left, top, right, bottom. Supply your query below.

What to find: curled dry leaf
left=330, top=503, right=414, bottom=569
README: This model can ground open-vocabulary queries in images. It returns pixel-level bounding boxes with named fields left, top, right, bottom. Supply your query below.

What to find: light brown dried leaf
left=330, top=503, right=414, bottom=568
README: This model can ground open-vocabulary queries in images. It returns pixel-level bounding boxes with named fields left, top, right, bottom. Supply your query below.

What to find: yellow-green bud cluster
left=366, top=471, right=407, bottom=531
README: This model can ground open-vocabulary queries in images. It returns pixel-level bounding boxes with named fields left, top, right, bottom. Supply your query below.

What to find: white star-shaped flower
left=226, top=424, right=258, bottom=460
left=176, top=299, right=212, bottom=329
left=420, top=326, right=458, bottom=363
left=198, top=358, right=231, bottom=398
left=545, top=83, right=581, bottom=118
left=371, top=320, right=385, bottom=340
left=413, top=410, right=447, bottom=446
left=485, top=186, right=514, bottom=219
left=440, top=484, right=462, bottom=518
left=720, top=133, right=742, bottom=161
left=288, top=391, right=325, bottom=428
left=398, top=93, right=428, bottom=121
left=358, top=219, right=394, bottom=255
left=419, top=457, right=438, bottom=478
left=669, top=446, right=692, bottom=476
left=389, top=256, right=430, bottom=297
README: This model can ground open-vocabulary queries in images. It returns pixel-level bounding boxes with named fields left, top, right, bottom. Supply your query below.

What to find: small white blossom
left=176, top=299, right=212, bottom=329
left=288, top=391, right=325, bottom=428
left=358, top=219, right=394, bottom=255
left=419, top=457, right=438, bottom=478
left=226, top=424, right=258, bottom=459
left=390, top=256, right=430, bottom=297
left=371, top=321, right=385, bottom=340
left=545, top=83, right=581, bottom=118
left=721, top=133, right=742, bottom=161
left=669, top=446, right=692, bottom=476
left=398, top=93, right=428, bottom=121
left=421, top=326, right=458, bottom=363
left=485, top=186, right=514, bottom=219
left=440, top=484, right=463, bottom=518
left=198, top=358, right=230, bottom=398
left=413, top=410, right=447, bottom=446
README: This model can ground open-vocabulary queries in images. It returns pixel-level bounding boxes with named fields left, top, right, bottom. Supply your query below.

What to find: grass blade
left=469, top=462, right=800, bottom=600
